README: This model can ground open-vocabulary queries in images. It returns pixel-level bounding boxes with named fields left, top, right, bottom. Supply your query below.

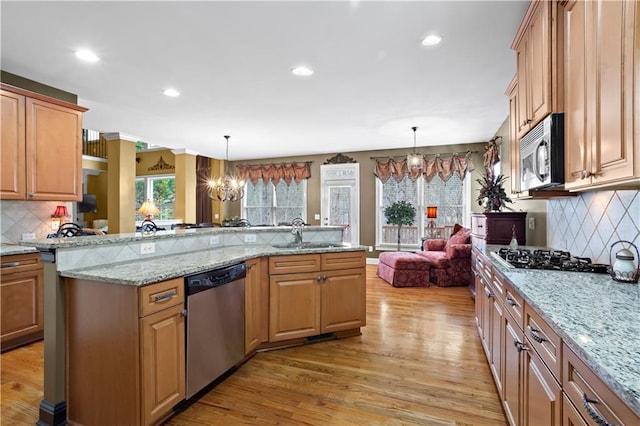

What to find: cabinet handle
left=1, top=262, right=20, bottom=268
left=247, top=264, right=253, bottom=270
left=529, top=327, right=547, bottom=343
left=322, top=275, right=328, bottom=281
left=477, top=225, right=484, bottom=228
left=181, top=309, right=188, bottom=317
left=514, top=339, right=530, bottom=352
left=582, top=393, right=614, bottom=426
left=28, top=193, right=34, bottom=198
left=506, top=296, right=517, bottom=307
left=154, top=291, right=177, bottom=303
left=316, top=276, right=323, bottom=282
left=484, top=287, right=494, bottom=299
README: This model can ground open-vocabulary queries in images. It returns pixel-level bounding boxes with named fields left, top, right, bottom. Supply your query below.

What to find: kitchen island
left=473, top=244, right=639, bottom=425
left=19, top=226, right=365, bottom=425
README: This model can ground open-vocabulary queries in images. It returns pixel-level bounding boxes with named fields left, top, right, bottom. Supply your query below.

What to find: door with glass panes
left=320, top=164, right=359, bottom=245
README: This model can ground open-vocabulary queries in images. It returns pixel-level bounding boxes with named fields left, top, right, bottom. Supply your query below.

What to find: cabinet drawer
left=1, top=252, right=42, bottom=276
left=139, top=278, right=184, bottom=318
left=269, top=254, right=321, bottom=275
left=489, top=268, right=507, bottom=305
left=563, top=343, right=639, bottom=426
left=503, top=280, right=524, bottom=331
left=471, top=215, right=487, bottom=238
left=524, top=303, right=562, bottom=382
left=476, top=251, right=493, bottom=283
left=321, top=251, right=365, bottom=271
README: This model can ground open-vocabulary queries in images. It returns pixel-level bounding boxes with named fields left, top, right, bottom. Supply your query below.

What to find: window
left=243, top=180, right=306, bottom=226
left=376, top=174, right=470, bottom=250
left=135, top=175, right=175, bottom=221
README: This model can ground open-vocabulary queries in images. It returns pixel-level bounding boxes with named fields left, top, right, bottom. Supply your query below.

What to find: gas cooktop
left=494, top=248, right=609, bottom=273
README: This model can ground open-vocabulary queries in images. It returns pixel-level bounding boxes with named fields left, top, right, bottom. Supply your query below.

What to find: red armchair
left=416, top=227, right=473, bottom=287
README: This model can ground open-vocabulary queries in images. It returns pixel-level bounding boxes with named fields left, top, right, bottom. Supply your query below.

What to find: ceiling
left=1, top=1, right=528, bottom=161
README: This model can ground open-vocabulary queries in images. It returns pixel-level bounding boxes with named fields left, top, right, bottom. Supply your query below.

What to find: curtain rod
left=235, top=160, right=313, bottom=167
left=369, top=150, right=478, bottom=160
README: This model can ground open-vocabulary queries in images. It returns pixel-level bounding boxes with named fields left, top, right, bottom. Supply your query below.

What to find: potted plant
left=476, top=173, right=513, bottom=212
left=384, top=200, right=416, bottom=251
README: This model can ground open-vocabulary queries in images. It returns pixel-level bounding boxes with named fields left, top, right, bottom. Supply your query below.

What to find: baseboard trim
left=37, top=399, right=66, bottom=426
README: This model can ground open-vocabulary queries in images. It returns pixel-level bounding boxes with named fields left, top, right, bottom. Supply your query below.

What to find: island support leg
left=37, top=262, right=66, bottom=426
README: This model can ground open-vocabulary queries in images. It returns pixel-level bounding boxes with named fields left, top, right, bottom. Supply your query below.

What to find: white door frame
left=320, top=163, right=360, bottom=245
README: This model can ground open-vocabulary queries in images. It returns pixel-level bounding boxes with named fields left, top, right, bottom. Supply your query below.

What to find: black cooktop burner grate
left=497, top=248, right=609, bottom=273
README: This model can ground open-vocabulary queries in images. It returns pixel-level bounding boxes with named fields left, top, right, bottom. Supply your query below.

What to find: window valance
left=374, top=153, right=475, bottom=183
left=237, top=162, right=312, bottom=185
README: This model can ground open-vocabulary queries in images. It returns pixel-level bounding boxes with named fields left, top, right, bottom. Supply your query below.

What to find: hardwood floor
left=1, top=265, right=506, bottom=425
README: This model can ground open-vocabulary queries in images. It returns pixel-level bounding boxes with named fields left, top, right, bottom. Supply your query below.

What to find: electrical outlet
left=140, top=242, right=156, bottom=254
left=214, top=213, right=219, bottom=219
left=368, top=246, right=373, bottom=252
left=21, top=233, right=36, bottom=240
left=314, top=213, right=320, bottom=220
left=51, top=221, right=60, bottom=231
left=528, top=217, right=535, bottom=230
left=244, top=234, right=257, bottom=243
left=209, top=235, right=219, bottom=245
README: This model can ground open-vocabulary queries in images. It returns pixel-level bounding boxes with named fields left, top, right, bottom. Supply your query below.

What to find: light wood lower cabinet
left=245, top=257, right=269, bottom=354
left=268, top=251, right=366, bottom=342
left=0, top=253, right=44, bottom=351
left=476, top=248, right=639, bottom=426
left=67, top=277, right=185, bottom=426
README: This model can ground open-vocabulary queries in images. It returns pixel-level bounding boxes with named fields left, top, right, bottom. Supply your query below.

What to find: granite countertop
left=478, top=245, right=640, bottom=418
left=0, top=244, right=39, bottom=256
left=18, top=225, right=342, bottom=249
left=59, top=244, right=366, bottom=286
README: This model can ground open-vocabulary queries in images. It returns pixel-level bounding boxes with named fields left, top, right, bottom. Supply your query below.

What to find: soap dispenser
left=509, top=225, right=519, bottom=250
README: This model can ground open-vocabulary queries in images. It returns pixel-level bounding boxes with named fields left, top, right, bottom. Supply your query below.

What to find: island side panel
left=66, top=278, right=141, bottom=425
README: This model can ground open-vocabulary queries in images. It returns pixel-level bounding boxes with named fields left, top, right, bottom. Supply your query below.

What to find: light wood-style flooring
left=1, top=265, right=505, bottom=425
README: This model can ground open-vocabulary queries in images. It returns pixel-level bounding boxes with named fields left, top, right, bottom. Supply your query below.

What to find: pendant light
left=406, top=126, right=423, bottom=168
left=207, top=135, right=246, bottom=202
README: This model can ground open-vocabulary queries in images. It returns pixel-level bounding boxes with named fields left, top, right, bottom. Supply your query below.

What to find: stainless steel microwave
left=519, top=113, right=565, bottom=191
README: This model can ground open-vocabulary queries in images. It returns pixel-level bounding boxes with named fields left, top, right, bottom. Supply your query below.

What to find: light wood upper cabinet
left=0, top=84, right=87, bottom=201
left=513, top=0, right=559, bottom=139
left=564, top=0, right=639, bottom=190
left=506, top=76, right=522, bottom=196
left=0, top=90, right=26, bottom=199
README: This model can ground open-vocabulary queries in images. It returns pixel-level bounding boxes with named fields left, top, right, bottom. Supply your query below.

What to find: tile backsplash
left=547, top=190, right=639, bottom=265
left=1, top=200, right=73, bottom=244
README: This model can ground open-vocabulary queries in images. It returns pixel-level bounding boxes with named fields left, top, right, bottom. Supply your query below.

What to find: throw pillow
left=446, top=227, right=471, bottom=249
left=451, top=223, right=463, bottom=236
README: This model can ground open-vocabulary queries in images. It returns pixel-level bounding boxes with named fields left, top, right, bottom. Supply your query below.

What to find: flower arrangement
left=476, top=173, right=513, bottom=212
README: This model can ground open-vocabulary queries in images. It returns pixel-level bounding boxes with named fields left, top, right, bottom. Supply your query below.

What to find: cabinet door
left=0, top=90, right=26, bottom=200
left=479, top=278, right=493, bottom=358
left=516, top=35, right=531, bottom=138
left=563, top=394, right=588, bottom=426
left=591, top=0, right=637, bottom=186
left=522, top=344, right=562, bottom=426
left=245, top=258, right=263, bottom=354
left=502, top=313, right=523, bottom=426
left=25, top=97, right=82, bottom=201
left=564, top=0, right=590, bottom=189
left=527, top=0, right=551, bottom=127
left=269, top=272, right=321, bottom=341
left=507, top=77, right=522, bottom=195
left=0, top=267, right=44, bottom=350
left=321, top=268, right=365, bottom=333
left=489, top=295, right=504, bottom=397
left=141, top=303, right=185, bottom=426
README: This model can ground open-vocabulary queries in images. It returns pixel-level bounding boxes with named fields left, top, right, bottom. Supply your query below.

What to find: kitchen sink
left=272, top=242, right=343, bottom=250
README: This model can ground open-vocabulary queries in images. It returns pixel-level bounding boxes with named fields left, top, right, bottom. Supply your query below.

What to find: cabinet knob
left=181, top=310, right=188, bottom=317
left=28, top=193, right=34, bottom=198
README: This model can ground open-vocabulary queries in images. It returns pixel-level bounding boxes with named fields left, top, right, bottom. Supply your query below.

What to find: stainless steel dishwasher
left=185, top=262, right=246, bottom=399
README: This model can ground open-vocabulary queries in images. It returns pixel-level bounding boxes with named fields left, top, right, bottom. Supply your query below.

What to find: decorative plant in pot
left=384, top=200, right=416, bottom=251
left=476, top=173, right=513, bottom=212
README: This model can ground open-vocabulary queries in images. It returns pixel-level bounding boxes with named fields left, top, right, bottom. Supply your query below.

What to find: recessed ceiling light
left=163, top=88, right=180, bottom=97
left=421, top=34, right=442, bottom=46
left=75, top=49, right=100, bottom=62
left=291, top=66, right=314, bottom=77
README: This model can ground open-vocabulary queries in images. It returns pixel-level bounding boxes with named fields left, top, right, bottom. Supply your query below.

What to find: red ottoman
left=377, top=252, right=432, bottom=287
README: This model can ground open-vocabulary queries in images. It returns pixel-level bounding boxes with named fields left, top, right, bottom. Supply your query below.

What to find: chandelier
left=207, top=135, right=246, bottom=202
left=406, top=126, right=423, bottom=168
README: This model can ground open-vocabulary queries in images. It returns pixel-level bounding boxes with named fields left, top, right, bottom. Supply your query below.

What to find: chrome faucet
left=291, top=218, right=305, bottom=245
